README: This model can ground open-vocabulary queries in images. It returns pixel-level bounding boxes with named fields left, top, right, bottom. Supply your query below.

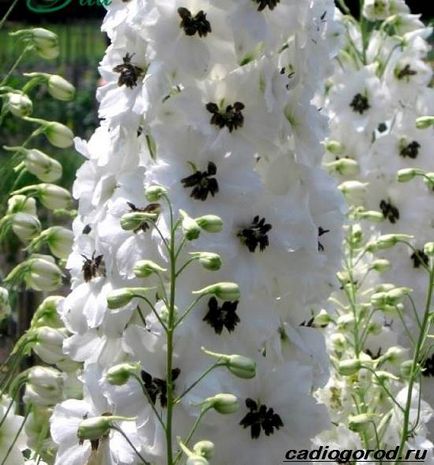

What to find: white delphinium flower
left=51, top=1, right=344, bottom=464
left=0, top=397, right=27, bottom=465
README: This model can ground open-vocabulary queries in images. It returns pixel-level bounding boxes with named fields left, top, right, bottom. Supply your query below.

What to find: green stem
left=111, top=425, right=150, bottom=465
left=0, top=407, right=30, bottom=465
left=0, top=46, right=32, bottom=87
left=395, top=268, right=434, bottom=464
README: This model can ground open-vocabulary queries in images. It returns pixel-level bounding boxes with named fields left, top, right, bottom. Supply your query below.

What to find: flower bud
left=44, top=226, right=73, bottom=259
left=325, top=158, right=359, bottom=176
left=379, top=346, right=406, bottom=365
left=195, top=215, right=224, bottom=233
left=120, top=211, right=157, bottom=231
left=397, top=168, right=422, bottom=183
left=338, top=181, right=369, bottom=203
left=337, top=314, right=355, bottom=331
left=31, top=295, right=63, bottom=328
left=190, top=252, right=222, bottom=271
left=324, top=140, right=345, bottom=155
left=23, top=148, right=62, bottom=182
left=145, top=185, right=168, bottom=201
left=416, top=116, right=434, bottom=129
left=349, top=414, right=376, bottom=434
left=31, top=326, right=67, bottom=364
left=107, top=287, right=153, bottom=309
left=362, top=0, right=389, bottom=20
left=366, top=234, right=413, bottom=252
left=179, top=441, right=210, bottom=465
left=202, top=348, right=255, bottom=379
left=424, top=242, right=434, bottom=257
left=77, top=417, right=112, bottom=441
left=106, top=362, right=140, bottom=385
left=180, top=210, right=201, bottom=240
left=0, top=287, right=11, bottom=318
left=193, top=282, right=240, bottom=301
left=30, top=28, right=59, bottom=59
left=44, top=122, right=74, bottom=148
left=353, top=209, right=385, bottom=222
left=38, top=184, right=72, bottom=209
left=370, top=259, right=391, bottom=273
left=11, top=212, right=41, bottom=243
left=203, top=393, right=239, bottom=414
left=7, top=194, right=37, bottom=215
left=338, top=359, right=362, bottom=376
left=193, top=441, right=214, bottom=460
left=400, top=360, right=413, bottom=379
left=5, top=92, right=33, bottom=117
left=331, top=333, right=347, bottom=352
left=313, top=309, right=332, bottom=327
left=133, top=260, right=166, bottom=278
left=47, top=75, right=75, bottom=101
left=28, top=256, right=63, bottom=291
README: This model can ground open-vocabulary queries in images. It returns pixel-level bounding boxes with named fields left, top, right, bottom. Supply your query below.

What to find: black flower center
left=350, top=93, right=370, bottom=114
left=254, top=0, right=280, bottom=11
left=318, top=226, right=330, bottom=252
left=113, top=53, right=144, bottom=89
left=206, top=101, right=245, bottom=133
left=379, top=200, right=400, bottom=224
left=180, top=162, right=219, bottom=201
left=127, top=201, right=161, bottom=233
left=178, top=7, right=211, bottom=37
left=396, top=64, right=417, bottom=80
left=422, top=354, right=434, bottom=377
left=364, top=348, right=382, bottom=360
left=400, top=141, right=420, bottom=159
left=411, top=249, right=429, bottom=269
left=237, top=216, right=272, bottom=252
left=141, top=368, right=180, bottom=407
left=240, top=398, right=284, bottom=439
left=81, top=251, right=105, bottom=282
left=203, top=297, right=240, bottom=334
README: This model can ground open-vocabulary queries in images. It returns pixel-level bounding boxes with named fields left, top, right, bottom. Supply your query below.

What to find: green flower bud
left=353, top=209, right=384, bottom=222
left=313, top=309, right=332, bottom=327
left=0, top=287, right=11, bottom=319
left=178, top=441, right=210, bottom=465
left=44, top=226, right=73, bottom=259
left=193, top=282, right=240, bottom=301
left=195, top=215, right=224, bottom=233
left=325, top=158, right=359, bottom=176
left=4, top=92, right=33, bottom=117
left=202, top=348, right=255, bottom=379
left=11, top=212, right=41, bottom=243
left=337, top=314, right=355, bottom=331
left=192, top=441, right=214, bottom=460
left=324, top=139, right=345, bottom=155
left=7, top=194, right=37, bottom=215
left=378, top=346, right=406, bottom=365
left=145, top=185, right=168, bottom=201
left=424, top=242, right=434, bottom=257
left=23, top=148, right=62, bottom=182
left=370, top=259, right=391, bottom=273
left=13, top=183, right=73, bottom=210
left=106, top=362, right=141, bottom=385
left=107, top=287, right=153, bottom=309
left=203, top=393, right=240, bottom=414
left=190, top=252, right=222, bottom=271
left=400, top=360, right=413, bottom=379
left=120, top=212, right=157, bottom=231
left=180, top=210, right=201, bottom=240
left=133, top=260, right=166, bottom=278
left=366, top=234, right=413, bottom=252
left=47, top=75, right=75, bottom=101
left=348, top=414, right=376, bottom=433
left=338, top=181, right=369, bottom=203
left=416, top=116, right=434, bottom=129
left=338, top=359, right=362, bottom=376
left=26, top=256, right=63, bottom=291
left=397, top=168, right=422, bottom=183
left=330, top=333, right=346, bottom=352
left=31, top=295, right=63, bottom=328
left=44, top=122, right=74, bottom=148
left=77, top=417, right=112, bottom=441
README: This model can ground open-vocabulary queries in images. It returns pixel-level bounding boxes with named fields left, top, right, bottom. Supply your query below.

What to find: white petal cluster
left=51, top=1, right=344, bottom=464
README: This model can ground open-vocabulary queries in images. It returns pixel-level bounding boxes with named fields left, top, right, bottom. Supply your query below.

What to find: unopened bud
left=349, top=413, right=376, bottom=433
left=353, top=209, right=384, bottom=222
left=26, top=256, right=63, bottom=291
left=424, top=242, right=434, bottom=257
left=4, top=92, right=33, bottom=117
left=133, top=260, right=166, bottom=278
left=325, top=158, right=359, bottom=176
left=400, top=360, right=414, bottom=379
left=193, top=282, right=240, bottom=301
left=338, top=181, right=368, bottom=203
left=107, top=287, right=153, bottom=309
left=44, top=226, right=73, bottom=259
left=30, top=28, right=59, bottom=59
left=337, top=314, right=355, bottom=331
left=179, top=210, right=201, bottom=240
left=202, top=348, right=255, bottom=379
left=47, top=75, right=75, bottom=101
left=106, top=363, right=140, bottom=385
left=313, top=309, right=332, bottom=327
left=195, top=215, right=224, bottom=233
left=190, top=252, right=222, bottom=271
left=202, top=393, right=239, bottom=414
left=416, top=116, right=434, bottom=129
left=179, top=441, right=210, bottom=465
left=44, top=122, right=74, bottom=148
left=370, top=259, right=391, bottom=273
left=193, top=441, right=214, bottom=460
left=31, top=295, right=63, bottom=328
left=338, top=359, right=362, bottom=376
left=11, top=213, right=41, bottom=243
left=23, top=148, right=62, bottom=182
left=324, top=140, right=345, bottom=155
left=366, top=234, right=413, bottom=252
left=330, top=333, right=347, bottom=352
left=7, top=194, right=37, bottom=215
left=397, top=168, right=422, bottom=183
left=145, top=185, right=168, bottom=201
left=379, top=347, right=407, bottom=365
left=121, top=212, right=157, bottom=231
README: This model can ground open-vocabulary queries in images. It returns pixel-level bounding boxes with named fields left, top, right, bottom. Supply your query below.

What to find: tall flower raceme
left=48, top=1, right=344, bottom=465
left=315, top=0, right=434, bottom=461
